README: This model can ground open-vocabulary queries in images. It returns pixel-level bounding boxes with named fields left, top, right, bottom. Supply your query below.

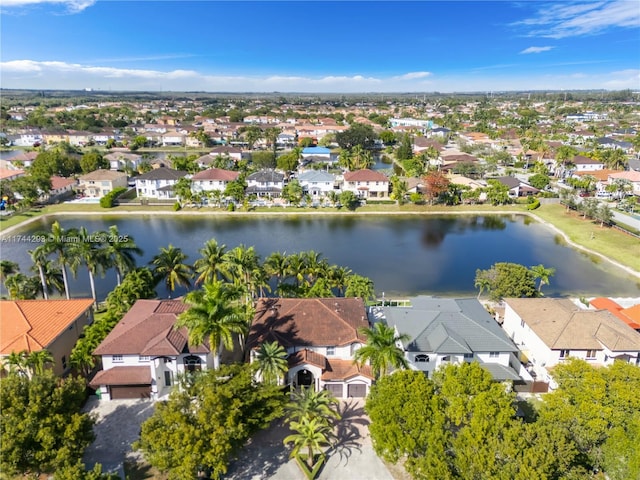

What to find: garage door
left=347, top=383, right=367, bottom=398
left=110, top=385, right=151, bottom=399
left=324, top=384, right=343, bottom=397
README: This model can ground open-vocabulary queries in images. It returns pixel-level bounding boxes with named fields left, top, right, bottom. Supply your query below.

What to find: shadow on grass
left=124, top=459, right=167, bottom=480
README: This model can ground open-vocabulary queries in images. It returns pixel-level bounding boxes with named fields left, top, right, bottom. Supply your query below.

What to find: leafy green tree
left=0, top=371, right=95, bottom=477
left=80, top=151, right=108, bottom=174
left=251, top=150, right=276, bottom=170
left=9, top=176, right=47, bottom=209
left=282, top=178, right=304, bottom=206
left=104, top=267, right=157, bottom=317
left=528, top=173, right=550, bottom=190
left=396, top=134, right=413, bottom=161
left=176, top=279, right=247, bottom=369
left=335, top=123, right=377, bottom=150
left=255, top=341, right=289, bottom=386
left=53, top=460, right=119, bottom=480
left=354, top=322, right=409, bottom=378
left=379, top=130, right=396, bottom=145
left=4, top=272, right=41, bottom=300
left=339, top=190, right=359, bottom=210
left=224, top=180, right=246, bottom=203
left=135, top=364, right=284, bottom=480
left=276, top=151, right=300, bottom=172
left=484, top=179, right=512, bottom=205
left=594, top=203, right=613, bottom=227
left=150, top=244, right=193, bottom=298
left=474, top=262, right=538, bottom=301
left=602, top=414, right=640, bottom=480
left=350, top=144, right=374, bottom=170
left=0, top=260, right=20, bottom=284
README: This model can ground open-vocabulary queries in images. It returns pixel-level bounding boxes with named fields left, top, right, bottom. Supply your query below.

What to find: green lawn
left=531, top=203, right=640, bottom=274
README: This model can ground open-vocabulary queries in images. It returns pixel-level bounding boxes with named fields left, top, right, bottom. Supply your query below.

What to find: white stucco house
left=380, top=296, right=529, bottom=383
left=190, top=168, right=239, bottom=195
left=246, top=298, right=374, bottom=398
left=296, top=170, right=338, bottom=199
left=135, top=167, right=188, bottom=200
left=502, top=298, right=640, bottom=388
left=90, top=299, right=212, bottom=400
left=342, top=169, right=389, bottom=199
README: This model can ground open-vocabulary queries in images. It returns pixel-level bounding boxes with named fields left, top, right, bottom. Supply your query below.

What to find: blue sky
left=1, top=1, right=638, bottom=93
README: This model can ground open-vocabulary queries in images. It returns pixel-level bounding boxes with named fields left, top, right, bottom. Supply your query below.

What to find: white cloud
left=515, top=1, right=640, bottom=38
left=520, top=46, right=554, bottom=54
left=0, top=59, right=635, bottom=93
left=1, top=0, right=95, bottom=13
left=392, top=72, right=432, bottom=80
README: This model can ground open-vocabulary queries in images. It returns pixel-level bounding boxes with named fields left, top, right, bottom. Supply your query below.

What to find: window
left=464, top=353, right=474, bottom=361
left=139, top=355, right=150, bottom=362
left=520, top=319, right=525, bottom=328
left=113, top=354, right=123, bottom=363
left=326, top=346, right=335, bottom=356
left=62, top=355, right=67, bottom=370
left=559, top=349, right=570, bottom=359
left=415, top=354, right=430, bottom=363
left=489, top=352, right=499, bottom=358
left=586, top=350, right=596, bottom=359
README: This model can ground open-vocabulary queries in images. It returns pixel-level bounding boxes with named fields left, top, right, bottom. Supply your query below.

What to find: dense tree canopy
left=135, top=363, right=285, bottom=480
left=475, top=262, right=538, bottom=301
left=0, top=372, right=95, bottom=477
left=335, top=123, right=377, bottom=150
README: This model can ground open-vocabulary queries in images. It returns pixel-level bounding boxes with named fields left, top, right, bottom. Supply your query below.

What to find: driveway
left=223, top=399, right=394, bottom=480
left=82, top=396, right=156, bottom=477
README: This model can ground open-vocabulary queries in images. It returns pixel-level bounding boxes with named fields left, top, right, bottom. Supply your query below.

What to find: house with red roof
left=90, top=299, right=213, bottom=400
left=342, top=169, right=389, bottom=199
left=0, top=299, right=94, bottom=376
left=246, top=297, right=373, bottom=398
left=590, top=298, right=640, bottom=332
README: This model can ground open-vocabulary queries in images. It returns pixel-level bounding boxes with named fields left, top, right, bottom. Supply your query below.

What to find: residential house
left=590, top=298, right=640, bottom=332
left=161, top=131, right=186, bottom=147
left=492, top=176, right=540, bottom=197
left=77, top=169, right=128, bottom=198
left=135, top=167, right=188, bottom=200
left=380, top=296, right=528, bottom=382
left=104, top=152, right=142, bottom=171
left=90, top=299, right=210, bottom=400
left=296, top=170, right=338, bottom=199
left=607, top=171, right=640, bottom=197
left=301, top=146, right=331, bottom=160
left=67, top=130, right=94, bottom=147
left=0, top=168, right=25, bottom=183
left=412, top=136, right=443, bottom=155
left=11, top=131, right=43, bottom=147
left=502, top=298, right=640, bottom=388
left=246, top=297, right=373, bottom=398
left=43, top=175, right=76, bottom=202
left=342, top=169, right=389, bottom=199
left=246, top=170, right=284, bottom=198
left=7, top=151, right=38, bottom=168
left=0, top=299, right=94, bottom=376
left=571, top=155, right=604, bottom=173
left=196, top=146, right=243, bottom=168
left=191, top=168, right=239, bottom=196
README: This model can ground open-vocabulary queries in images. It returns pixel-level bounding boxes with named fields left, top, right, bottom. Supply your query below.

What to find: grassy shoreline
left=2, top=202, right=639, bottom=279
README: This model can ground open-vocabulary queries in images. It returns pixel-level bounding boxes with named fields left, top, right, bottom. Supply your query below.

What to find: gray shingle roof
left=384, top=296, right=517, bottom=354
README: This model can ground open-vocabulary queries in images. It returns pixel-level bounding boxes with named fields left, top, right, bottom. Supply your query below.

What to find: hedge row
left=100, top=187, right=128, bottom=208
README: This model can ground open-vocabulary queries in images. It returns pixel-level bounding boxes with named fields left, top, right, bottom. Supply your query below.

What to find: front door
left=297, top=369, right=314, bottom=388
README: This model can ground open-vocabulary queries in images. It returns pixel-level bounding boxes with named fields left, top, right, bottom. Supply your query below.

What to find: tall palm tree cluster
left=150, top=239, right=376, bottom=302
left=1, top=222, right=142, bottom=303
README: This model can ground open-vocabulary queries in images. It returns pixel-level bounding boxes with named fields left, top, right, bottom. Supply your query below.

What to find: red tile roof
left=50, top=175, right=76, bottom=190
left=288, top=349, right=327, bottom=370
left=191, top=168, right=240, bottom=181
left=590, top=298, right=640, bottom=330
left=343, top=169, right=389, bottom=182
left=247, top=298, right=368, bottom=350
left=93, top=299, right=209, bottom=356
left=322, top=358, right=373, bottom=381
left=0, top=299, right=94, bottom=355
left=90, top=366, right=151, bottom=387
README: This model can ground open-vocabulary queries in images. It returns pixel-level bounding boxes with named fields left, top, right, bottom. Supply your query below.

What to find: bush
left=173, top=202, right=181, bottom=211
left=527, top=198, right=541, bottom=210
left=99, top=187, right=127, bottom=208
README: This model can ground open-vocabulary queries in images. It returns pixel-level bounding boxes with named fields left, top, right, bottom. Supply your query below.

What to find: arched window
left=415, top=354, right=430, bottom=363
left=183, top=355, right=202, bottom=372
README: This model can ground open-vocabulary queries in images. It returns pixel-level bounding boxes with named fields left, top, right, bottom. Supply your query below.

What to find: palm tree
left=0, top=260, right=19, bottom=284
left=255, top=341, right=289, bottom=386
left=150, top=244, right=193, bottom=298
left=286, top=387, right=342, bottom=425
left=354, top=322, right=410, bottom=378
left=327, top=265, right=352, bottom=296
left=194, top=239, right=227, bottom=285
left=264, top=251, right=289, bottom=287
left=300, top=250, right=328, bottom=288
left=4, top=273, right=40, bottom=300
left=344, top=274, right=375, bottom=302
left=29, top=251, right=64, bottom=299
left=529, top=264, right=556, bottom=294
left=176, top=279, right=247, bottom=369
left=474, top=272, right=492, bottom=300
left=221, top=244, right=261, bottom=302
left=40, top=221, right=76, bottom=299
left=26, top=349, right=54, bottom=376
left=283, top=417, right=331, bottom=469
left=3, top=350, right=28, bottom=376
left=103, top=225, right=143, bottom=285
left=70, top=227, right=109, bottom=305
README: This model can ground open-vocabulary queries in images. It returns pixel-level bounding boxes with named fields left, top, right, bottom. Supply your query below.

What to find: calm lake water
left=2, top=213, right=639, bottom=301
